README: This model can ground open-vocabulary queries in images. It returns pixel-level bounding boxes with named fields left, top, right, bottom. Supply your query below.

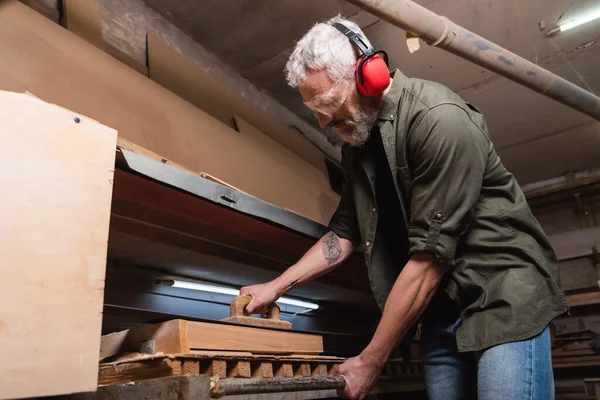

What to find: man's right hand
left=240, top=281, right=283, bottom=316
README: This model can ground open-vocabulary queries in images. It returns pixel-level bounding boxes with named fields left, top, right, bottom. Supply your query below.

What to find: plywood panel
left=0, top=92, right=117, bottom=399
left=232, top=116, right=339, bottom=223
left=0, top=1, right=338, bottom=224
left=147, top=33, right=327, bottom=174
left=63, top=0, right=104, bottom=49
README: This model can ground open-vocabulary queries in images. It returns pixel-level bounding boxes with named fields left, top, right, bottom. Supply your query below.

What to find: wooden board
left=20, top=0, right=60, bottom=22
left=146, top=33, right=327, bottom=174
left=105, top=42, right=149, bottom=76
left=100, top=320, right=190, bottom=360
left=97, top=352, right=422, bottom=386
left=0, top=2, right=338, bottom=225
left=101, top=320, right=323, bottom=359
left=0, top=91, right=117, bottom=399
left=63, top=0, right=104, bottom=49
left=232, top=116, right=338, bottom=223
left=186, top=320, right=322, bottom=354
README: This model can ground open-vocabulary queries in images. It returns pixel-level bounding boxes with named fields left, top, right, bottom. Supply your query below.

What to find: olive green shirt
left=329, top=70, right=568, bottom=352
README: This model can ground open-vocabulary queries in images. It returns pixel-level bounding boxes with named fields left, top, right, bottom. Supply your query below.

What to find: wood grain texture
left=274, top=363, right=294, bottom=377
left=222, top=295, right=292, bottom=329
left=0, top=2, right=338, bottom=224
left=99, top=359, right=182, bottom=386
left=100, top=320, right=190, bottom=359
left=63, top=0, right=104, bottom=49
left=0, top=92, right=116, bottom=399
left=101, top=319, right=323, bottom=359
left=221, top=316, right=292, bottom=329
left=186, top=320, right=323, bottom=354
left=251, top=362, right=274, bottom=378
left=226, top=361, right=251, bottom=378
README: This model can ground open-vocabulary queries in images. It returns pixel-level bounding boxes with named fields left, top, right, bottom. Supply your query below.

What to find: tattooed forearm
left=322, top=232, right=342, bottom=265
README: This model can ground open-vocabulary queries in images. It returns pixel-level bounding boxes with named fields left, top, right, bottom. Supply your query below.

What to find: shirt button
left=365, top=241, right=371, bottom=247
left=390, top=114, right=394, bottom=119
left=372, top=207, right=377, bottom=213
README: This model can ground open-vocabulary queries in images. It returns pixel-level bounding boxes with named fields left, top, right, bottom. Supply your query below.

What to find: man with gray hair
left=242, top=15, right=566, bottom=399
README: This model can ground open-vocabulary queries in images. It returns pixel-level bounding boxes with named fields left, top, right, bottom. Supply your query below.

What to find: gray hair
left=285, top=15, right=371, bottom=88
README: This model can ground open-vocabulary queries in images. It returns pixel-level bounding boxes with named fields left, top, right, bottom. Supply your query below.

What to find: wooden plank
left=99, top=359, right=182, bottom=386
left=105, top=42, right=149, bottom=76
left=293, top=363, right=312, bottom=377
left=232, top=116, right=337, bottom=224
left=274, top=363, right=294, bottom=377
left=186, top=320, right=323, bottom=354
left=100, top=320, right=190, bottom=359
left=311, top=364, right=328, bottom=377
left=251, top=362, right=274, bottom=378
left=20, top=0, right=60, bottom=22
left=0, top=92, right=116, bottom=399
left=199, top=360, right=227, bottom=378
left=0, top=2, right=338, bottom=225
left=101, top=319, right=323, bottom=359
left=567, top=292, right=600, bottom=308
left=63, top=0, right=104, bottom=49
left=226, top=361, right=251, bottom=378
left=146, top=33, right=327, bottom=174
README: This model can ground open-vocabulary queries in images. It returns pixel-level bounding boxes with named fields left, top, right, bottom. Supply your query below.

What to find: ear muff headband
left=332, top=22, right=390, bottom=95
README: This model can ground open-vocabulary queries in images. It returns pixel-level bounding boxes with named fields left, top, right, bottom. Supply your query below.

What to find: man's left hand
left=336, top=353, right=383, bottom=399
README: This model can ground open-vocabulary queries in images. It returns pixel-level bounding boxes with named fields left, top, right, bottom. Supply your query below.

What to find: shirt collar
left=378, top=69, right=407, bottom=123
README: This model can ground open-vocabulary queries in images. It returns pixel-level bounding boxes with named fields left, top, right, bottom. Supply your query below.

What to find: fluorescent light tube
left=560, top=10, right=600, bottom=32
left=169, top=280, right=319, bottom=310
left=546, top=9, right=600, bottom=36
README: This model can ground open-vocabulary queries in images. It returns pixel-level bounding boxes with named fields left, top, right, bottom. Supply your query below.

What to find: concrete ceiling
left=141, top=0, right=600, bottom=184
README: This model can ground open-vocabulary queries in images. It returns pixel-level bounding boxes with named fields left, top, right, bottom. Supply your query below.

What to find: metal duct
left=345, top=0, right=600, bottom=121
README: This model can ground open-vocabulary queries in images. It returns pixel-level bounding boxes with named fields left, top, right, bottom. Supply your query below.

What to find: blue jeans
left=421, top=298, right=554, bottom=400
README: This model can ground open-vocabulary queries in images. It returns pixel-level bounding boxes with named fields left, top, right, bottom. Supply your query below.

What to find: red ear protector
left=333, top=22, right=390, bottom=97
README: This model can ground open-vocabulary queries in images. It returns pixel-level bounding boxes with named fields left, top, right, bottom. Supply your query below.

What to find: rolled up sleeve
left=407, top=104, right=489, bottom=266
left=328, top=152, right=361, bottom=244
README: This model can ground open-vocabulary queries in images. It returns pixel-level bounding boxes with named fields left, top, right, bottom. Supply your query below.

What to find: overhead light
left=547, top=9, right=600, bottom=36
left=162, top=279, right=319, bottom=310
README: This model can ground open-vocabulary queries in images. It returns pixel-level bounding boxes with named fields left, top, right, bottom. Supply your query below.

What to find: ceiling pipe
left=345, top=0, right=600, bottom=121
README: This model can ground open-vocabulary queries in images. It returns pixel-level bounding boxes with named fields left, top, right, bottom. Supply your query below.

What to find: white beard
left=339, top=106, right=379, bottom=147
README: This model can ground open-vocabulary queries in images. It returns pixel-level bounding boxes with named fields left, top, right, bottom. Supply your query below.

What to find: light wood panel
left=232, top=116, right=338, bottom=223
left=100, top=320, right=190, bottom=360
left=100, top=319, right=323, bottom=357
left=187, top=320, right=323, bottom=354
left=0, top=1, right=338, bottom=224
left=63, top=0, right=104, bottom=49
left=0, top=91, right=117, bottom=399
left=147, top=33, right=327, bottom=174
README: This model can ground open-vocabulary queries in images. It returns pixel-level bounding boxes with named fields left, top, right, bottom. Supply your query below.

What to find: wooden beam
left=566, top=291, right=600, bottom=308
left=549, top=227, right=600, bottom=260
left=101, top=319, right=324, bottom=357
left=186, top=320, right=323, bottom=354
left=100, top=320, right=190, bottom=360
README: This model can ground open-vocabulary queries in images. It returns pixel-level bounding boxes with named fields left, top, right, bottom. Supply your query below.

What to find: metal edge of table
left=118, top=149, right=328, bottom=240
